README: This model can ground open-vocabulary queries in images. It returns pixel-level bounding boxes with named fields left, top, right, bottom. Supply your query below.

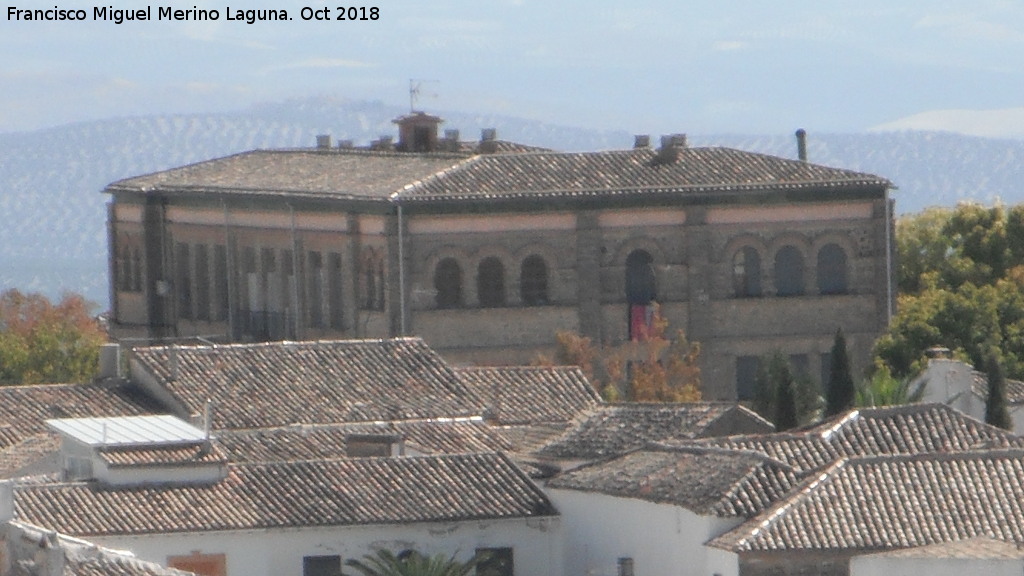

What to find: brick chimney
left=796, top=128, right=807, bottom=162
left=479, top=128, right=498, bottom=154
left=653, top=133, right=686, bottom=164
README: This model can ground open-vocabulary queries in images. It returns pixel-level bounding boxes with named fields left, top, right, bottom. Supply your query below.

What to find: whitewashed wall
left=546, top=488, right=741, bottom=576
left=85, top=516, right=562, bottom=576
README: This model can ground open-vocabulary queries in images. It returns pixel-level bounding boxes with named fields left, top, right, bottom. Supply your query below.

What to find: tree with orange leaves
left=0, top=289, right=106, bottom=384
left=539, top=303, right=702, bottom=402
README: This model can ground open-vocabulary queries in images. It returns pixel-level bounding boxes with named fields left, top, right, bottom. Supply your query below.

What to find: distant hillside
left=1, top=96, right=1022, bottom=308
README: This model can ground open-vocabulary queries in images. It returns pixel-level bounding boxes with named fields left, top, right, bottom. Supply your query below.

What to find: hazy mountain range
left=3, top=96, right=1023, bottom=308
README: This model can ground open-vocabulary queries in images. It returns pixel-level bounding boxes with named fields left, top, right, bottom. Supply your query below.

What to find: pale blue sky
left=3, top=0, right=1024, bottom=136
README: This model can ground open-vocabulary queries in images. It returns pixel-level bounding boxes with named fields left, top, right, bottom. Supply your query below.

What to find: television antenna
left=408, top=79, right=439, bottom=112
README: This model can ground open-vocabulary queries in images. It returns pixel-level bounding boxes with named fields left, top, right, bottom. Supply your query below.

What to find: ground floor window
left=476, top=547, right=513, bottom=576
left=303, top=555, right=342, bottom=576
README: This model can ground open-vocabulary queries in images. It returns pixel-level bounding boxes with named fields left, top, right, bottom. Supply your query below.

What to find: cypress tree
left=985, top=351, right=1013, bottom=430
left=825, top=328, right=855, bottom=416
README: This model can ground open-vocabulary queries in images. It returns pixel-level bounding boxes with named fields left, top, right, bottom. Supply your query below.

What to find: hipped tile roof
left=547, top=446, right=799, bottom=518
left=537, top=403, right=773, bottom=460
left=858, top=536, right=1024, bottom=560
left=691, top=403, right=1024, bottom=473
left=709, top=449, right=1024, bottom=553
left=106, top=146, right=889, bottom=205
left=455, top=366, right=601, bottom=425
left=130, top=338, right=484, bottom=430
left=14, top=453, right=556, bottom=536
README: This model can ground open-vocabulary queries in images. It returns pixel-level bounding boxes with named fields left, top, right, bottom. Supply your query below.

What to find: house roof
left=691, top=403, right=1024, bottom=473
left=709, top=449, right=1024, bottom=553
left=537, top=403, right=773, bottom=460
left=396, top=147, right=890, bottom=204
left=105, top=149, right=469, bottom=202
left=13, top=453, right=556, bottom=536
left=547, top=446, right=799, bottom=518
left=0, top=383, right=162, bottom=451
left=96, top=443, right=228, bottom=469
left=215, top=418, right=514, bottom=462
left=858, top=536, right=1024, bottom=560
left=0, top=434, right=61, bottom=480
left=106, top=146, right=890, bottom=206
left=971, top=371, right=1024, bottom=405
left=129, top=338, right=484, bottom=430
left=454, top=366, right=601, bottom=425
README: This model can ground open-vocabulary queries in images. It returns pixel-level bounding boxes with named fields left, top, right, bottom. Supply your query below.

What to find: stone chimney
left=315, top=134, right=332, bottom=149
left=443, top=129, right=461, bottom=152
left=796, top=128, right=807, bottom=162
left=634, top=135, right=650, bottom=149
left=479, top=128, right=498, bottom=154
left=653, top=133, right=687, bottom=164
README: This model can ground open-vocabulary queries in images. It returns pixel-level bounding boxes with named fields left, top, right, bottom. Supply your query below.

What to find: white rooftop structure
left=45, top=415, right=207, bottom=447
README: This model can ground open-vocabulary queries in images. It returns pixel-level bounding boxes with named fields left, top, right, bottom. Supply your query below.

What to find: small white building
left=15, top=415, right=562, bottom=576
left=914, top=356, right=1024, bottom=432
left=545, top=446, right=799, bottom=576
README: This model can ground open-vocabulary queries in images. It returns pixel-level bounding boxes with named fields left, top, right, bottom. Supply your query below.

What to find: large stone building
left=104, top=112, right=895, bottom=398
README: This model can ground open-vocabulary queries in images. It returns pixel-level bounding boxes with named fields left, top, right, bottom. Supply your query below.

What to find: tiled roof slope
left=972, top=371, right=1024, bottom=405
left=537, top=403, right=773, bottom=460
left=692, top=403, right=1024, bottom=473
left=455, top=366, right=601, bottom=425
left=14, top=453, right=556, bottom=536
left=397, top=147, right=890, bottom=203
left=0, top=434, right=61, bottom=479
left=97, top=443, right=228, bottom=468
left=130, top=338, right=484, bottom=430
left=709, top=449, right=1024, bottom=552
left=859, top=536, right=1024, bottom=560
left=0, top=383, right=162, bottom=450
left=106, top=149, right=469, bottom=201
left=216, top=418, right=513, bottom=462
left=547, top=446, right=799, bottom=518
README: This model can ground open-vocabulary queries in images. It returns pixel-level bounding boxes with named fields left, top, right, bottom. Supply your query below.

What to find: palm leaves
left=344, top=549, right=490, bottom=576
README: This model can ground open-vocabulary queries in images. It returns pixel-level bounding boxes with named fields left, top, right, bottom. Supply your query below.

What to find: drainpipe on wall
left=397, top=202, right=407, bottom=335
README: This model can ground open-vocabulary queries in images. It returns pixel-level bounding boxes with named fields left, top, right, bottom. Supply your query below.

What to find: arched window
left=774, top=245, right=805, bottom=297
left=477, top=257, right=506, bottom=307
left=732, top=246, right=762, bottom=297
left=434, top=258, right=462, bottom=308
left=625, top=250, right=656, bottom=304
left=520, top=255, right=549, bottom=305
left=817, top=243, right=848, bottom=295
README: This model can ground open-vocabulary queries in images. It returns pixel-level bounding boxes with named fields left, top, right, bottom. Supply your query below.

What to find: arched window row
left=729, top=240, right=850, bottom=298
left=432, top=254, right=551, bottom=309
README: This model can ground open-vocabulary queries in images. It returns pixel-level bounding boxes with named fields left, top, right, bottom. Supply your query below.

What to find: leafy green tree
left=985, top=351, right=1013, bottom=430
left=855, top=363, right=926, bottom=407
left=876, top=201, right=1024, bottom=381
left=344, top=549, right=487, bottom=576
left=0, top=289, right=106, bottom=385
left=753, top=353, right=821, bottom=430
left=825, top=329, right=855, bottom=416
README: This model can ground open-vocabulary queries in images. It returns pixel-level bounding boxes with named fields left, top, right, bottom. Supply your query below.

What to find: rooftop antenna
left=408, top=78, right=438, bottom=112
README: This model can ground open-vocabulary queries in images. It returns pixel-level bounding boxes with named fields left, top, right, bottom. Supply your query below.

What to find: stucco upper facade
left=105, top=114, right=895, bottom=399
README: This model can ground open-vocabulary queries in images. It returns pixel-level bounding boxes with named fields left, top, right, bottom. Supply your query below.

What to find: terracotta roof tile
left=455, top=366, right=601, bottom=425
left=691, top=404, right=1024, bottom=473
left=13, top=453, right=556, bottom=536
left=709, top=449, right=1024, bottom=552
left=216, top=418, right=513, bottom=462
left=97, top=443, right=228, bottom=468
left=537, top=403, right=773, bottom=460
left=861, top=536, right=1024, bottom=560
left=107, top=149, right=470, bottom=202
left=0, top=383, right=162, bottom=450
left=547, top=446, right=800, bottom=518
left=397, top=147, right=890, bottom=203
left=130, top=338, right=484, bottom=430
left=106, top=146, right=889, bottom=206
